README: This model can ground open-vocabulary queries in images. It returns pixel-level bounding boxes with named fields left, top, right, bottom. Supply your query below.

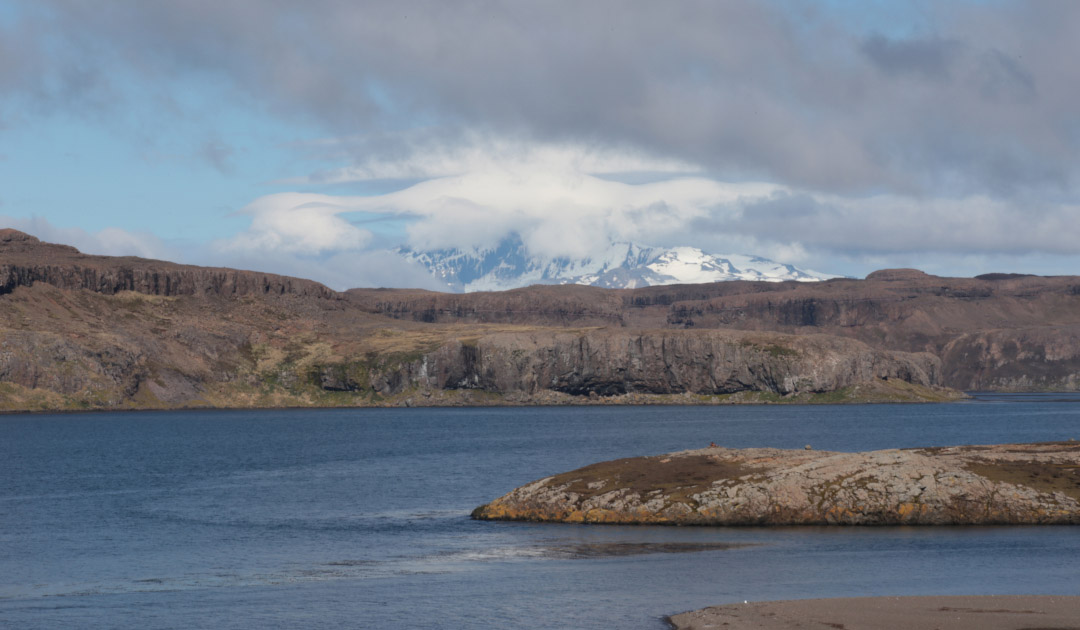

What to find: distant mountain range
left=395, top=235, right=836, bottom=292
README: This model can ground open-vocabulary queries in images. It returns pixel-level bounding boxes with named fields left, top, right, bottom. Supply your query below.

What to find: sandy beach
left=667, top=595, right=1080, bottom=630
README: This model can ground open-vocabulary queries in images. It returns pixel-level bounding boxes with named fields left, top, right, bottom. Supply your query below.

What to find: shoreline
left=4, top=389, right=1075, bottom=417
left=666, top=595, right=1080, bottom=629
left=0, top=394, right=965, bottom=417
left=0, top=381, right=971, bottom=415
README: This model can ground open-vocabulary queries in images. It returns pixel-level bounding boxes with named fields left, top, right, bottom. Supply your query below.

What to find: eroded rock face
left=417, top=330, right=942, bottom=396
left=351, top=270, right=1080, bottom=392
left=473, top=442, right=1080, bottom=525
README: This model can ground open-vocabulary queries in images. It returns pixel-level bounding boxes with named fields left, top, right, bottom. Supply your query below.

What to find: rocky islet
left=473, top=441, right=1080, bottom=526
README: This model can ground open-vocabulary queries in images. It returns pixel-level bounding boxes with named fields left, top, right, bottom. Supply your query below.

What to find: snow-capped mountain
left=396, top=235, right=836, bottom=293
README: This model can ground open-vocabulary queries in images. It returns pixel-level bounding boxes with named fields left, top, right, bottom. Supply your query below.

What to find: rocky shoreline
left=473, top=441, right=1080, bottom=525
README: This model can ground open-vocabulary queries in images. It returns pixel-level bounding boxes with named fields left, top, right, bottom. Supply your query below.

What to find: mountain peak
left=396, top=235, right=836, bottom=292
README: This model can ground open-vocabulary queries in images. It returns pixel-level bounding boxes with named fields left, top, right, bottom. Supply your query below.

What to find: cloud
left=208, top=193, right=457, bottom=290
left=9, top=0, right=1080, bottom=200
left=218, top=192, right=373, bottom=255
left=218, top=130, right=1080, bottom=279
left=691, top=191, right=1080, bottom=258
left=860, top=35, right=962, bottom=81
left=235, top=149, right=776, bottom=261
left=6, top=169, right=1080, bottom=292
left=5, top=1, right=1080, bottom=282
left=283, top=134, right=702, bottom=185
left=0, top=6, right=116, bottom=118
left=223, top=164, right=1080, bottom=276
left=974, top=49, right=1037, bottom=104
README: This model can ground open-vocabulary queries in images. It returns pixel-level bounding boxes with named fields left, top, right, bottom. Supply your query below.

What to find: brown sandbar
left=668, top=595, right=1080, bottom=630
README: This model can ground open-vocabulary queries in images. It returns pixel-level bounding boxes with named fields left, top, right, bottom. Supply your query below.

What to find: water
left=2, top=396, right=1079, bottom=628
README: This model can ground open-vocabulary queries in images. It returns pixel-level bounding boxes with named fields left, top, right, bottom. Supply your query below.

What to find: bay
left=2, top=395, right=1079, bottom=628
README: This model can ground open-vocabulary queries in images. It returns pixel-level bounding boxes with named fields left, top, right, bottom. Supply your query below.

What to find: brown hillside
left=0, top=230, right=959, bottom=410
left=350, top=267, right=1080, bottom=390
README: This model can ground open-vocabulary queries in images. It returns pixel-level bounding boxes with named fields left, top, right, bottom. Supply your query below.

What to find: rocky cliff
left=4, top=228, right=1072, bottom=401
left=0, top=280, right=953, bottom=411
left=408, top=330, right=941, bottom=397
left=0, top=230, right=964, bottom=411
left=350, top=268, right=1080, bottom=391
left=473, top=441, right=1080, bottom=525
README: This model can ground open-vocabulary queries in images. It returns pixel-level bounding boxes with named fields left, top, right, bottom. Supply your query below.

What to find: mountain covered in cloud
left=395, top=236, right=836, bottom=292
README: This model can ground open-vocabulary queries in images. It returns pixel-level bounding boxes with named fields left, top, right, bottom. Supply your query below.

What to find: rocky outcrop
left=473, top=442, right=1080, bottom=525
left=0, top=229, right=336, bottom=299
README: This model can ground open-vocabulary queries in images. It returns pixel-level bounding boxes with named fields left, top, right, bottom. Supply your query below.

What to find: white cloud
left=226, top=137, right=1080, bottom=279
left=228, top=141, right=774, bottom=262
left=265, top=147, right=777, bottom=260
left=283, top=135, right=704, bottom=184
left=218, top=192, right=372, bottom=255
left=12, top=139, right=1079, bottom=292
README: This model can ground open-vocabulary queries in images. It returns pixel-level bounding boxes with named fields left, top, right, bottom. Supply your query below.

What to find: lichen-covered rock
left=473, top=442, right=1080, bottom=525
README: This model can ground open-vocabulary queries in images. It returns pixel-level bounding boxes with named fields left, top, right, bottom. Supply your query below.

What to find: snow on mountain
left=396, top=235, right=836, bottom=293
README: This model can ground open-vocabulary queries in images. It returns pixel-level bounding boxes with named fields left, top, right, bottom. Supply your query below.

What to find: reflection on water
left=545, top=541, right=753, bottom=558
left=969, top=391, right=1080, bottom=404
left=1, top=397, right=1079, bottom=629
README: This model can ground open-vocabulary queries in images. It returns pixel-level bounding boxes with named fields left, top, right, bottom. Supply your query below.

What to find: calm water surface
left=2, top=396, right=1080, bottom=628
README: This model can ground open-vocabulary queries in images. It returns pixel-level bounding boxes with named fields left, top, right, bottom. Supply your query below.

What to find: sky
left=2, top=0, right=1080, bottom=289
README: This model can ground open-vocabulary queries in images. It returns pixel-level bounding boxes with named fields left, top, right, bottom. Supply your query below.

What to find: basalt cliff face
left=370, top=330, right=941, bottom=397
left=350, top=268, right=1080, bottom=391
left=472, top=442, right=1080, bottom=526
